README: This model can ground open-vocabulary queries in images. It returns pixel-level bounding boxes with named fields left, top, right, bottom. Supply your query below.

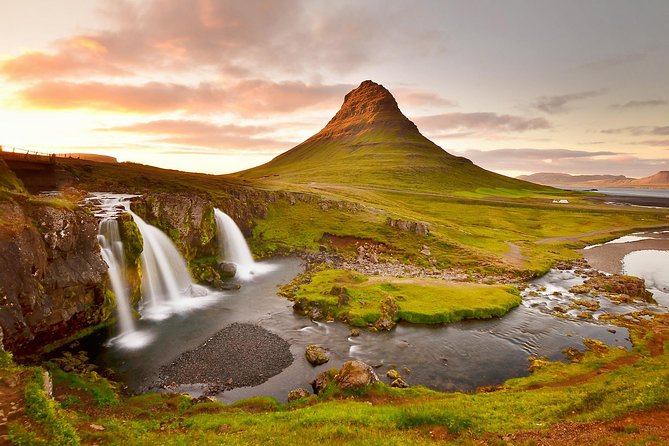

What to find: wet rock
left=334, top=360, right=379, bottom=390
left=219, top=262, right=237, bottom=277
left=386, top=369, right=402, bottom=380
left=308, top=308, right=324, bottom=321
left=350, top=328, right=360, bottom=337
left=374, top=295, right=398, bottom=331
left=287, top=388, right=311, bottom=401
left=390, top=377, right=409, bottom=388
left=305, top=345, right=329, bottom=366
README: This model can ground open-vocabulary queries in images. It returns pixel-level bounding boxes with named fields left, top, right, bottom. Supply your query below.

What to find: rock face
left=386, top=218, right=430, bottom=237
left=305, top=80, right=420, bottom=142
left=334, top=360, right=379, bottom=390
left=0, top=200, right=107, bottom=354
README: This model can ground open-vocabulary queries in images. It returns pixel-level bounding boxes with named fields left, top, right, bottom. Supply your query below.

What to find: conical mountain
left=237, top=80, right=546, bottom=193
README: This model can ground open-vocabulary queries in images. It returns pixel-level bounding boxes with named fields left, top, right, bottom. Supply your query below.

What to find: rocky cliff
left=0, top=197, right=107, bottom=354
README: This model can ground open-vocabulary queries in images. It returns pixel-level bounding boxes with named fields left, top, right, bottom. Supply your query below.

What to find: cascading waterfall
left=214, top=209, right=274, bottom=280
left=98, top=219, right=135, bottom=335
left=127, top=210, right=208, bottom=318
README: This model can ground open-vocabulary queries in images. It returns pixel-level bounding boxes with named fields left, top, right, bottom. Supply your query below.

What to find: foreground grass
left=285, top=269, right=521, bottom=327
left=4, top=314, right=669, bottom=445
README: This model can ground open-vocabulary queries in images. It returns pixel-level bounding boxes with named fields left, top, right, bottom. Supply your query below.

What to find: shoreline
left=582, top=230, right=669, bottom=275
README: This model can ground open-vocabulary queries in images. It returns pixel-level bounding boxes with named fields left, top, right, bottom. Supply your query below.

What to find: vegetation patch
left=287, top=269, right=521, bottom=328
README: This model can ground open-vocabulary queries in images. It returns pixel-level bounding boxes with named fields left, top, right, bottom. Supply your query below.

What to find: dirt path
left=502, top=408, right=669, bottom=445
left=503, top=241, right=527, bottom=267
left=535, top=225, right=669, bottom=245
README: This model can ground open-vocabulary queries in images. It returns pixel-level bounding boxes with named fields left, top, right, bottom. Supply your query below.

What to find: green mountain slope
left=236, top=80, right=550, bottom=194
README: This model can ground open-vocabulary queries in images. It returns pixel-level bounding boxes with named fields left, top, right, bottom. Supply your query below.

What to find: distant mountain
left=236, top=80, right=548, bottom=193
left=517, top=172, right=629, bottom=186
left=518, top=171, right=669, bottom=188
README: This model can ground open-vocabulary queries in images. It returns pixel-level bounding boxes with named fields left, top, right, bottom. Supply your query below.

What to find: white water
left=98, top=219, right=134, bottom=334
left=128, top=210, right=210, bottom=320
left=214, top=208, right=275, bottom=280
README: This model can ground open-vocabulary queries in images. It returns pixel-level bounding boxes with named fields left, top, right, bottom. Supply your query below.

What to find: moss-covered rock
left=305, top=345, right=329, bottom=366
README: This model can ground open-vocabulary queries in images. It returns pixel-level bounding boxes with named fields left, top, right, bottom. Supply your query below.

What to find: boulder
left=334, top=360, right=379, bottom=390
left=305, top=345, right=330, bottom=366
left=287, top=388, right=311, bottom=401
left=219, top=262, right=237, bottom=277
left=386, top=218, right=430, bottom=236
left=386, top=369, right=402, bottom=380
left=310, top=371, right=332, bottom=395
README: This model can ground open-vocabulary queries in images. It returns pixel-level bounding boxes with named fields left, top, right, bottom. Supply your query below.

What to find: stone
left=350, top=328, right=360, bottom=337
left=419, top=245, right=431, bottom=256
left=310, top=371, right=332, bottom=395
left=386, top=369, right=402, bottom=380
left=390, top=378, right=409, bottom=388
left=305, top=345, right=329, bottom=366
left=307, top=308, right=324, bottom=321
left=219, top=262, right=237, bottom=276
left=90, top=424, right=105, bottom=431
left=374, top=295, right=398, bottom=331
left=334, top=360, right=379, bottom=390
left=287, top=388, right=311, bottom=401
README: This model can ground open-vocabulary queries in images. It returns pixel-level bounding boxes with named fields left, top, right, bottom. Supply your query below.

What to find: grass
left=286, top=269, right=521, bottom=327
left=2, top=312, right=669, bottom=445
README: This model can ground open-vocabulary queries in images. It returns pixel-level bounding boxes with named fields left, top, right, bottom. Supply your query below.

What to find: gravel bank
left=157, top=323, right=293, bottom=394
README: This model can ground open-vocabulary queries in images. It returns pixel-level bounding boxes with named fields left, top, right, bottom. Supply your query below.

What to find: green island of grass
left=285, top=269, right=521, bottom=328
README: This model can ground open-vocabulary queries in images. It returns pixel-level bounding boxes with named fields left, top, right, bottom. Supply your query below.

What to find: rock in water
left=305, top=345, right=330, bottom=366
left=334, top=360, right=379, bottom=390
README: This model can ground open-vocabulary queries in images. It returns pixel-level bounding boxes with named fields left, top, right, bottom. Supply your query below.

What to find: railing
left=0, top=145, right=80, bottom=164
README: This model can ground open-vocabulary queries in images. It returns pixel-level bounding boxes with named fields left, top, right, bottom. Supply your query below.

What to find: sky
left=0, top=0, right=668, bottom=178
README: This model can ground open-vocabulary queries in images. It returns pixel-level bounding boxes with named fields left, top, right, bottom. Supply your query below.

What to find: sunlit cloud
left=533, top=90, right=607, bottom=114
left=609, top=99, right=667, bottom=109
left=100, top=119, right=287, bottom=149
left=457, top=148, right=666, bottom=177
left=415, top=112, right=550, bottom=138
left=602, top=126, right=669, bottom=136
left=18, top=79, right=350, bottom=116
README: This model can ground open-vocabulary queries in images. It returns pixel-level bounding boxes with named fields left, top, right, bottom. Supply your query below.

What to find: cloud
left=610, top=99, right=667, bottom=109
left=415, top=112, right=550, bottom=137
left=99, top=119, right=285, bottom=149
left=0, top=0, right=441, bottom=82
left=635, top=140, right=669, bottom=147
left=458, top=148, right=667, bottom=177
left=18, top=79, right=350, bottom=116
left=602, top=126, right=669, bottom=136
left=392, top=88, right=457, bottom=108
left=533, top=90, right=607, bottom=114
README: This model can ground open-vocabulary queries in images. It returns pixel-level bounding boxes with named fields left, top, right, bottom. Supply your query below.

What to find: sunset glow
left=1, top=0, right=668, bottom=176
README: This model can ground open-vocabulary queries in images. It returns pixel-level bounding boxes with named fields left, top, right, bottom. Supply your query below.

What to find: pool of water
left=86, top=257, right=634, bottom=402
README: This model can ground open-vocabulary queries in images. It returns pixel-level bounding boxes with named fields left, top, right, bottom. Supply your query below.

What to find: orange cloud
left=19, top=79, right=350, bottom=116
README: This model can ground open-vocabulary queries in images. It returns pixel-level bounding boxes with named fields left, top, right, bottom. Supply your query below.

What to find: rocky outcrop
left=386, top=218, right=429, bottom=236
left=569, top=273, right=654, bottom=302
left=287, top=388, right=310, bottom=401
left=0, top=199, right=107, bottom=354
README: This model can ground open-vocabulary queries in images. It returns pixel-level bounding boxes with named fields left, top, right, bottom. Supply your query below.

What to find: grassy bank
left=3, top=313, right=669, bottom=445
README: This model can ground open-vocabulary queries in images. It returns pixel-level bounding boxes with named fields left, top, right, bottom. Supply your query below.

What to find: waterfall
left=98, top=219, right=135, bottom=335
left=214, top=209, right=274, bottom=280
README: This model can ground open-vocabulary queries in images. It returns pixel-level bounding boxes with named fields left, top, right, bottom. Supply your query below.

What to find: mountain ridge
left=518, top=171, right=669, bottom=188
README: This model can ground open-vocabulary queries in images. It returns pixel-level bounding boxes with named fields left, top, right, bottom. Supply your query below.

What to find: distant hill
left=518, top=171, right=669, bottom=189
left=236, top=80, right=548, bottom=194
left=517, top=172, right=629, bottom=186
left=61, top=153, right=118, bottom=163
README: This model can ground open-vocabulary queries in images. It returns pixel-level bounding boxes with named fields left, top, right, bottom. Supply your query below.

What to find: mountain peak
left=308, top=80, right=419, bottom=142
